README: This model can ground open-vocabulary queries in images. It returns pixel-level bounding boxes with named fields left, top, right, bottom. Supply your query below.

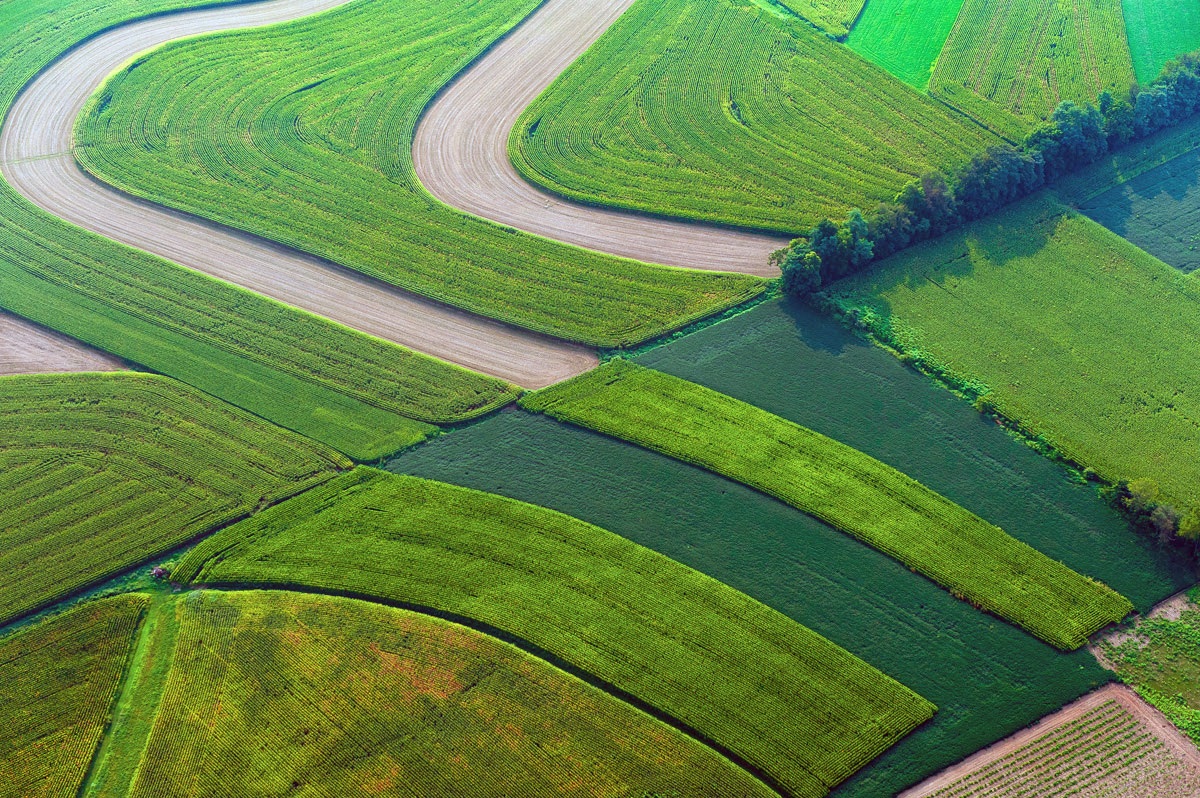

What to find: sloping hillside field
left=0, top=373, right=348, bottom=625
left=176, top=468, right=936, bottom=797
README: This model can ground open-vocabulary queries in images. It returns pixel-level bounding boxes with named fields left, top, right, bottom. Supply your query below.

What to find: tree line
left=775, top=51, right=1200, bottom=296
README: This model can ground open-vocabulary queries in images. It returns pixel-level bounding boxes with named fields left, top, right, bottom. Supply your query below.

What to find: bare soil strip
left=0, top=310, right=124, bottom=375
left=412, top=0, right=788, bottom=276
left=0, top=0, right=596, bottom=389
left=900, top=683, right=1200, bottom=797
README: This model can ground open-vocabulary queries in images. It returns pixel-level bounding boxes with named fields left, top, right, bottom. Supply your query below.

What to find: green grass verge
left=509, top=0, right=996, bottom=233
left=0, top=595, right=147, bottom=798
left=0, top=372, right=350, bottom=626
left=0, top=0, right=521, bottom=459
left=521, top=360, right=1132, bottom=649
left=174, top=467, right=936, bottom=798
left=126, top=590, right=774, bottom=797
left=74, top=0, right=763, bottom=348
left=930, top=0, right=1135, bottom=135
left=846, top=0, right=965, bottom=89
left=826, top=193, right=1200, bottom=514
left=1122, top=0, right=1200, bottom=83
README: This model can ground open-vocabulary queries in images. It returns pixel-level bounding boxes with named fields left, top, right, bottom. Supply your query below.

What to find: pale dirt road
left=413, top=0, right=788, bottom=276
left=0, top=311, right=125, bottom=375
left=0, top=0, right=596, bottom=389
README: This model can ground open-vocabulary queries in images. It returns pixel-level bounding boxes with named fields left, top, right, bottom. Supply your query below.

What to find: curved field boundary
left=0, top=0, right=595, bottom=389
left=0, top=310, right=124, bottom=375
left=412, top=0, right=787, bottom=275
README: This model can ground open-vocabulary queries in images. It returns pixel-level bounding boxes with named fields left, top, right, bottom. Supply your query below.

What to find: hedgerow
left=0, top=372, right=349, bottom=625
left=521, top=361, right=1133, bottom=650
left=175, top=468, right=936, bottom=798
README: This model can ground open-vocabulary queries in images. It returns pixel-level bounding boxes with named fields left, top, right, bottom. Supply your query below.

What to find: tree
left=780, top=248, right=822, bottom=296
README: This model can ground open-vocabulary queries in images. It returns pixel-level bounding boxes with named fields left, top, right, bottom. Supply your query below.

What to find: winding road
left=3, top=0, right=784, bottom=388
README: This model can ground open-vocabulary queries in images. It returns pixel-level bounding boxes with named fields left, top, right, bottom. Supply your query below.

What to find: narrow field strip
left=174, top=468, right=936, bottom=798
left=0, top=372, right=349, bottom=626
left=521, top=361, right=1133, bottom=650
left=0, top=310, right=124, bottom=376
left=125, top=590, right=774, bottom=797
left=846, top=0, right=967, bottom=89
left=0, top=595, right=147, bottom=798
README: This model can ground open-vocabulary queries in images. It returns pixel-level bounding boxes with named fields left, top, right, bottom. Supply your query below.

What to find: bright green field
left=846, top=0, right=965, bottom=88
left=763, top=0, right=865, bottom=37
left=0, top=373, right=348, bottom=626
left=1122, top=0, right=1200, bottom=82
left=827, top=194, right=1200, bottom=514
left=76, top=0, right=762, bottom=348
left=0, top=0, right=521, bottom=460
left=176, top=467, right=935, bottom=798
left=510, top=0, right=996, bottom=233
left=126, top=590, right=770, bottom=798
left=930, top=0, right=1135, bottom=136
left=0, top=595, right=146, bottom=798
left=523, top=360, right=1131, bottom=650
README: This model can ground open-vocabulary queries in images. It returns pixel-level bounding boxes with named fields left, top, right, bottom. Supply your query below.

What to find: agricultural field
left=75, top=0, right=763, bottom=348
left=522, top=360, right=1132, bottom=649
left=127, top=590, right=771, bottom=797
left=0, top=311, right=124, bottom=376
left=1121, top=0, right=1200, bottom=82
left=0, top=595, right=146, bottom=798
left=509, top=0, right=997, bottom=232
left=758, top=0, right=865, bottom=38
left=0, top=372, right=348, bottom=625
left=929, top=0, right=1135, bottom=137
left=826, top=193, right=1200, bottom=515
left=175, top=467, right=936, bottom=797
left=846, top=0, right=965, bottom=88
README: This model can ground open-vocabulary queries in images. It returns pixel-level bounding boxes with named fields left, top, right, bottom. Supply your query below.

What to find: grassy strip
left=0, top=372, right=350, bottom=626
left=521, top=360, right=1132, bottom=650
left=0, top=595, right=147, bottom=798
left=1121, top=0, right=1200, bottom=83
left=509, top=0, right=996, bottom=233
left=126, top=590, right=774, bottom=797
left=174, top=467, right=936, bottom=798
left=930, top=0, right=1135, bottom=134
left=825, top=193, right=1200, bottom=514
left=846, top=0, right=966, bottom=89
left=0, top=0, right=520, bottom=459
left=74, top=0, right=763, bottom=348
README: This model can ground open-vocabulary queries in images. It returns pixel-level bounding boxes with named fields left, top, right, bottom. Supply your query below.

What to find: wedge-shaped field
left=930, top=0, right=1135, bottom=136
left=128, top=590, right=773, bottom=798
left=175, top=468, right=935, bottom=798
left=846, top=0, right=966, bottom=88
left=762, top=0, right=864, bottom=38
left=74, top=0, right=763, bottom=348
left=0, top=0, right=520, bottom=460
left=508, top=0, right=996, bottom=233
left=0, top=595, right=146, bottom=798
left=522, top=361, right=1132, bottom=650
left=827, top=194, right=1200, bottom=515
left=0, top=373, right=349, bottom=625
left=1122, top=0, right=1200, bottom=83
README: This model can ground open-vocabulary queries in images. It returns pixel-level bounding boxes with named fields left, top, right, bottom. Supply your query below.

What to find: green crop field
left=0, top=595, right=146, bottom=798
left=827, top=193, right=1200, bottom=515
left=509, top=0, right=996, bottom=233
left=175, top=468, right=935, bottom=797
left=0, top=0, right=522, bottom=460
left=846, top=0, right=966, bottom=88
left=930, top=0, right=1135, bottom=137
left=522, top=360, right=1131, bottom=649
left=76, top=0, right=762, bottom=348
left=0, top=372, right=348, bottom=625
left=128, top=590, right=772, bottom=797
left=758, top=0, right=865, bottom=37
left=1122, top=0, right=1200, bottom=82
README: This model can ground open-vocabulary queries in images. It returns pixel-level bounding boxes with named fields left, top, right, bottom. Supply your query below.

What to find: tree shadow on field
left=779, top=296, right=866, bottom=356
left=1080, top=148, right=1200, bottom=241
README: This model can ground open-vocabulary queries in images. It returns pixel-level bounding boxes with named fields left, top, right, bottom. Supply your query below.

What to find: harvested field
left=0, top=311, right=123, bottom=375
left=129, top=590, right=774, bottom=798
left=901, top=685, right=1200, bottom=798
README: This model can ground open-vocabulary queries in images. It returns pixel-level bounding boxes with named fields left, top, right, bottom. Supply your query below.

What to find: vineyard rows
left=510, top=0, right=995, bottom=232
left=74, top=0, right=764, bottom=349
left=522, top=361, right=1133, bottom=650
left=0, top=595, right=146, bottom=798
left=129, top=590, right=773, bottom=797
left=174, top=468, right=936, bottom=798
left=0, top=373, right=348, bottom=625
